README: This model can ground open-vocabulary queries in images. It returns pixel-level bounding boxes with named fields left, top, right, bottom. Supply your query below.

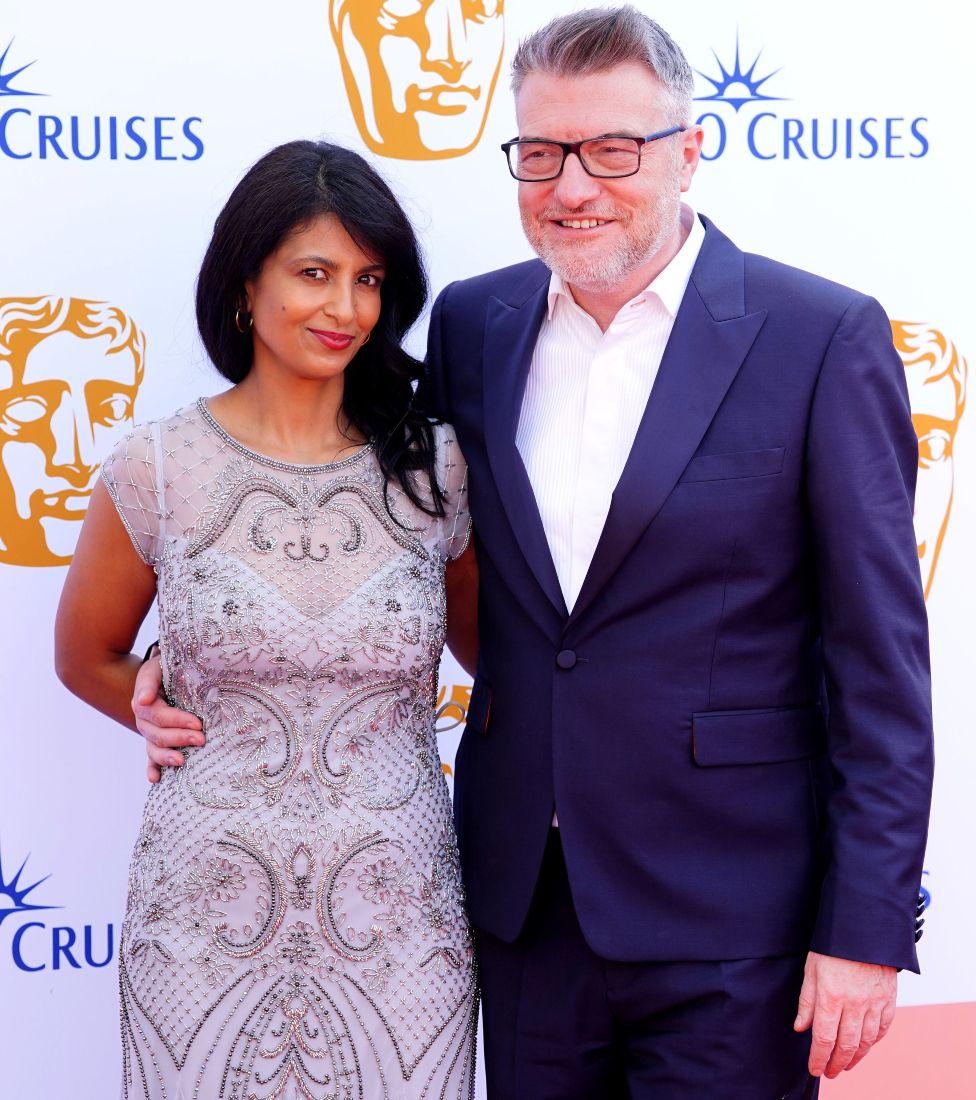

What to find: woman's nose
left=320, top=284, right=356, bottom=327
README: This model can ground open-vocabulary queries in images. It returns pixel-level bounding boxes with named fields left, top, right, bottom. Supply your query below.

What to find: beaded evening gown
left=102, top=399, right=477, bottom=1100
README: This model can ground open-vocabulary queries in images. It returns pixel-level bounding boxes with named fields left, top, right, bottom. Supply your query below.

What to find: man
left=133, top=9, right=932, bottom=1097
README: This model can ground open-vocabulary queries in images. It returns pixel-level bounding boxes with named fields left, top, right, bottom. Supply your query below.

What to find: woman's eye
left=301, top=268, right=327, bottom=280
left=358, top=274, right=383, bottom=288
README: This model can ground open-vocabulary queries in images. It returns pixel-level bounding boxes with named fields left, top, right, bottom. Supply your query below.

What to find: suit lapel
left=568, top=220, right=768, bottom=627
left=482, top=271, right=568, bottom=619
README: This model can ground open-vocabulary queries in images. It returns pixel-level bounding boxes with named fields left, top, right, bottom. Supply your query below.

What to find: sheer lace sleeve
left=100, top=421, right=165, bottom=566
left=434, top=422, right=471, bottom=563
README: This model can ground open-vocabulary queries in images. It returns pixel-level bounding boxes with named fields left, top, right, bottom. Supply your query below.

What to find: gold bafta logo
left=892, top=321, right=968, bottom=599
left=0, top=296, right=146, bottom=567
left=436, top=682, right=472, bottom=777
left=329, top=0, right=505, bottom=161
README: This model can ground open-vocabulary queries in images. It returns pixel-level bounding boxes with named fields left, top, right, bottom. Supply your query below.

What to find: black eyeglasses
left=501, top=127, right=686, bottom=181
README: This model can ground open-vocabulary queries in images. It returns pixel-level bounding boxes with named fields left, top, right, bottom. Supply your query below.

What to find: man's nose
left=50, top=394, right=97, bottom=484
left=552, top=153, right=603, bottom=210
left=422, top=0, right=471, bottom=83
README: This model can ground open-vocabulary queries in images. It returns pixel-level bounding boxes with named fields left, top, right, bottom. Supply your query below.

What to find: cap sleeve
left=100, top=422, right=164, bottom=566
left=434, top=422, right=471, bottom=563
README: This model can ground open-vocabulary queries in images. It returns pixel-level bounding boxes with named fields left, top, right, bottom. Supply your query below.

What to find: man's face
left=894, top=321, right=967, bottom=599
left=0, top=330, right=139, bottom=566
left=514, top=63, right=701, bottom=291
left=331, top=0, right=505, bottom=160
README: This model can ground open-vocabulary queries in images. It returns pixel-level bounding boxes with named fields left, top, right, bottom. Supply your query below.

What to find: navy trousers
left=475, top=831, right=820, bottom=1099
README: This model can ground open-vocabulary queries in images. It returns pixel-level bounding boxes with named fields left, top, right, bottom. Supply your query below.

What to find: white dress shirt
left=516, top=205, right=706, bottom=612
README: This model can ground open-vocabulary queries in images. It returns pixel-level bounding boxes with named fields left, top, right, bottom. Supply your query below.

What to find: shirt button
left=556, top=649, right=578, bottom=670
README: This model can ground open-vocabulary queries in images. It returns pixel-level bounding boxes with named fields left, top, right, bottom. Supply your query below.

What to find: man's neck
left=566, top=217, right=690, bottom=333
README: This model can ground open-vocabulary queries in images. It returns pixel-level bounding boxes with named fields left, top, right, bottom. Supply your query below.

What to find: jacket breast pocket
left=678, top=446, right=786, bottom=484
left=692, top=703, right=825, bottom=766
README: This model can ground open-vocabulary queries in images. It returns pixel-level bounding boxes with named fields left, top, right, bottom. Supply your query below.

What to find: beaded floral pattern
left=102, top=400, right=475, bottom=1100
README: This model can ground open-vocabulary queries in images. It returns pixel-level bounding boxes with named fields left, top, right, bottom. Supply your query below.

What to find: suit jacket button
left=556, top=649, right=578, bottom=670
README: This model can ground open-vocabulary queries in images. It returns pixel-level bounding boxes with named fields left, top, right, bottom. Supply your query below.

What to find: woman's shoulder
left=424, top=419, right=467, bottom=509
left=429, top=418, right=464, bottom=459
left=101, top=400, right=205, bottom=478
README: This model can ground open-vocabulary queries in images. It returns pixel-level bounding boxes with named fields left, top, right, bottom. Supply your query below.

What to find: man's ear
left=680, top=125, right=704, bottom=193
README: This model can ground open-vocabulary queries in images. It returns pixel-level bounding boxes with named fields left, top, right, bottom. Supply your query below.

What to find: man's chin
left=542, top=248, right=629, bottom=289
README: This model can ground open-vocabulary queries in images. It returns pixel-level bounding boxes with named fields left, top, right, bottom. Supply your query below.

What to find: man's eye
left=2, top=396, right=48, bottom=426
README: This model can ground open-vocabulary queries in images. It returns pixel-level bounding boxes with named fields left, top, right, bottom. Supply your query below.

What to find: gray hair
left=511, top=6, right=694, bottom=125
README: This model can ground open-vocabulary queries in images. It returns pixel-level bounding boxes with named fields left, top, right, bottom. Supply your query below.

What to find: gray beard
left=521, top=185, right=682, bottom=292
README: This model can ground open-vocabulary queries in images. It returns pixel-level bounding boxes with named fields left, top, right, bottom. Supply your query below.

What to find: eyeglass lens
left=510, top=138, right=642, bottom=179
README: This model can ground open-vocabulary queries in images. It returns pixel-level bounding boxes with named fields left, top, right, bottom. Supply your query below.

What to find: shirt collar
left=546, top=203, right=705, bottom=322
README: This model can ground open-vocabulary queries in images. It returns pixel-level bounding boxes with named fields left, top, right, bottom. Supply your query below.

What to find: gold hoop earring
left=235, top=308, right=253, bottom=333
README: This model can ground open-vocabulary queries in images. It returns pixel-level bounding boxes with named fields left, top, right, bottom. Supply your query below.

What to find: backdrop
left=1, top=2, right=972, bottom=1096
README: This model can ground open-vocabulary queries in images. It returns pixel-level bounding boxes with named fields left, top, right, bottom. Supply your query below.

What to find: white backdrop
left=1, top=2, right=973, bottom=1096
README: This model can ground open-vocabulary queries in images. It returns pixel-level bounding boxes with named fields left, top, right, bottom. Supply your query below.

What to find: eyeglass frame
left=500, top=126, right=687, bottom=181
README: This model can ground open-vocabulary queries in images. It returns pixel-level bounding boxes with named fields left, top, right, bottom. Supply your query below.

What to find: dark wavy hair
left=195, top=140, right=443, bottom=519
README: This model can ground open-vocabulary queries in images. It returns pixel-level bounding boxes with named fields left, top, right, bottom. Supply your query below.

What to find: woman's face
left=244, top=213, right=385, bottom=382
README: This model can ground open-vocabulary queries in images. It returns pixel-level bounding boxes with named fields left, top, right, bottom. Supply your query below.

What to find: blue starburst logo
left=694, top=35, right=786, bottom=112
left=0, top=38, right=44, bottom=98
left=0, top=842, right=59, bottom=927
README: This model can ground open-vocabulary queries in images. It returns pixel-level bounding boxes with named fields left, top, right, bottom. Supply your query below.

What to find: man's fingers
left=846, top=1004, right=883, bottom=1070
left=146, top=741, right=187, bottom=769
left=794, top=973, right=817, bottom=1031
left=877, top=998, right=897, bottom=1041
left=135, top=650, right=200, bottom=782
left=807, top=1004, right=841, bottom=1077
left=133, top=655, right=164, bottom=705
left=133, top=700, right=202, bottom=731
left=824, top=1008, right=865, bottom=1078
left=140, top=722, right=203, bottom=750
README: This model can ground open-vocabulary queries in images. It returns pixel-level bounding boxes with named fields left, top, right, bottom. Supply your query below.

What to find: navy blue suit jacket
left=423, top=216, right=933, bottom=973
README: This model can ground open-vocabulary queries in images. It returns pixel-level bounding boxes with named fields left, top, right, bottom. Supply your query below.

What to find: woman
left=55, top=140, right=480, bottom=1100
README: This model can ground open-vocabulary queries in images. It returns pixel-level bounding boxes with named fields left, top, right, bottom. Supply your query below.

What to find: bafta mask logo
left=892, top=320, right=968, bottom=599
left=329, top=0, right=505, bottom=161
left=0, top=296, right=146, bottom=567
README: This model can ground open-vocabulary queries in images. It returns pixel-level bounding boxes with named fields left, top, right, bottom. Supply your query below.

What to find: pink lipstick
left=308, top=328, right=355, bottom=351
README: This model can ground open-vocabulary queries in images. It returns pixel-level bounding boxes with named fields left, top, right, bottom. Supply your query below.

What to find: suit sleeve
left=416, top=282, right=456, bottom=422
left=806, top=295, right=933, bottom=973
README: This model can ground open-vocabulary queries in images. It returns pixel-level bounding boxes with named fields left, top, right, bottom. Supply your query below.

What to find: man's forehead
left=17, top=331, right=137, bottom=387
left=515, top=64, right=666, bottom=136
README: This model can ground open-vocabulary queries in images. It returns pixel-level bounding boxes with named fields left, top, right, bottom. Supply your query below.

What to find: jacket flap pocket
left=679, top=446, right=785, bottom=483
left=692, top=704, right=824, bottom=766
left=465, top=678, right=492, bottom=735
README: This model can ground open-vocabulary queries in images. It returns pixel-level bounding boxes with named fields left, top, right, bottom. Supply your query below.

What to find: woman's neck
left=208, top=364, right=366, bottom=466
